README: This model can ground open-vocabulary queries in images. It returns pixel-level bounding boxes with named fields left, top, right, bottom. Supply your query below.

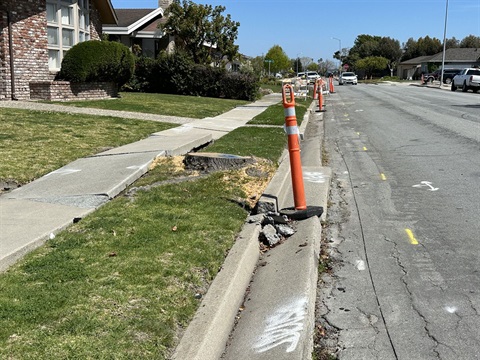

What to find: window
left=47, top=0, right=90, bottom=71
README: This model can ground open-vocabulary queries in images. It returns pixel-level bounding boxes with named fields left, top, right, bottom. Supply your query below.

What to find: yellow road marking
left=363, top=147, right=368, bottom=151
left=380, top=173, right=387, bottom=180
left=405, top=229, right=419, bottom=245
left=357, top=132, right=360, bottom=135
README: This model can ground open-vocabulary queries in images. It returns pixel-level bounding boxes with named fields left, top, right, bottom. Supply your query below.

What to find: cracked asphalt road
left=315, top=83, right=480, bottom=360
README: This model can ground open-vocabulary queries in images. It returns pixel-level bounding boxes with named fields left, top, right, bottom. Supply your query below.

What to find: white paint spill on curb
left=303, top=171, right=327, bottom=184
left=253, top=297, right=307, bottom=353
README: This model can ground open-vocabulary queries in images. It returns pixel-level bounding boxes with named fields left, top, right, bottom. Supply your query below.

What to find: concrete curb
left=172, top=100, right=325, bottom=359
left=172, top=222, right=262, bottom=360
left=256, top=101, right=315, bottom=214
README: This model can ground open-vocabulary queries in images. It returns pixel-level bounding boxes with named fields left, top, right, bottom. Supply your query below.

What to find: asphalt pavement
left=0, top=92, right=331, bottom=359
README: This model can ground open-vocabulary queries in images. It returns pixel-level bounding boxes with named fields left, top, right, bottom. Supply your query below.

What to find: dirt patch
left=226, top=158, right=275, bottom=209
left=0, top=180, right=21, bottom=194
left=142, top=156, right=275, bottom=210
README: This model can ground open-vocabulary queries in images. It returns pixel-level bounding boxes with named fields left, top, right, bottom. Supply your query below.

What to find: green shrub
left=57, top=40, right=135, bottom=87
left=221, top=72, right=259, bottom=101
left=125, top=53, right=259, bottom=100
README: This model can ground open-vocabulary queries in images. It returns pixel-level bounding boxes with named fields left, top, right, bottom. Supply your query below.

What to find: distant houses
left=398, top=48, right=480, bottom=80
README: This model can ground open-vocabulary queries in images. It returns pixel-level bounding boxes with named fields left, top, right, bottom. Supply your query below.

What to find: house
left=398, top=48, right=480, bottom=80
left=0, top=0, right=117, bottom=100
left=102, top=0, right=174, bottom=58
left=102, top=0, right=242, bottom=72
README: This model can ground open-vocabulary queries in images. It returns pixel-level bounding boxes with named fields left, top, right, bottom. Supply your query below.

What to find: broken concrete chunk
left=261, top=216, right=275, bottom=227
left=275, top=224, right=295, bottom=237
left=247, top=214, right=265, bottom=224
left=259, top=224, right=281, bottom=246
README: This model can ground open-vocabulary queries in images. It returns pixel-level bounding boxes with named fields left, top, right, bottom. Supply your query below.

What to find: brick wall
left=1, top=0, right=50, bottom=100
left=89, top=0, right=102, bottom=41
left=0, top=0, right=105, bottom=101
left=0, top=11, right=7, bottom=100
left=30, top=81, right=118, bottom=101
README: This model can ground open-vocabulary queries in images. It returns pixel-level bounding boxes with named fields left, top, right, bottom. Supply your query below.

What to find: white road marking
left=412, top=181, right=439, bottom=191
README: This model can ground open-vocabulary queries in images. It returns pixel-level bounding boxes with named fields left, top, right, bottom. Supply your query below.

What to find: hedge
left=125, top=53, right=259, bottom=101
left=57, top=41, right=135, bottom=88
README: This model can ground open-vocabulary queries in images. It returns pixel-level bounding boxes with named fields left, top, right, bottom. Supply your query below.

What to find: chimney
left=159, top=0, right=173, bottom=10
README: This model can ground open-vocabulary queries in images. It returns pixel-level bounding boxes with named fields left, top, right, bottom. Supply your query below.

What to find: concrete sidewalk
left=0, top=93, right=331, bottom=360
left=0, top=93, right=281, bottom=272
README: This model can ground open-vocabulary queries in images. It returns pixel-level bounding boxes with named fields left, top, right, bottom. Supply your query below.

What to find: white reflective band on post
left=285, top=125, right=299, bottom=135
left=284, top=107, right=295, bottom=117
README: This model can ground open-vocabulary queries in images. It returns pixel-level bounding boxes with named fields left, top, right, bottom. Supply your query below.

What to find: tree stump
left=184, top=152, right=255, bottom=172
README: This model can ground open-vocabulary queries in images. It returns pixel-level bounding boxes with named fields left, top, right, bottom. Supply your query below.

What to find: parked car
left=423, top=69, right=462, bottom=84
left=297, top=71, right=320, bottom=84
left=339, top=72, right=358, bottom=85
left=451, top=68, right=480, bottom=92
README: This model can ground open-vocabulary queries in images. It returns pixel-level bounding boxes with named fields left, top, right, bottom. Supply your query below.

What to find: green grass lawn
left=0, top=162, right=248, bottom=359
left=0, top=93, right=313, bottom=359
left=0, top=109, right=174, bottom=184
left=48, top=92, right=249, bottom=119
left=248, top=97, right=312, bottom=126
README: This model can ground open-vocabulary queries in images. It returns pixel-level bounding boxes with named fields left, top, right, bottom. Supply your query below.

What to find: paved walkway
left=0, top=100, right=195, bottom=124
left=0, top=93, right=282, bottom=272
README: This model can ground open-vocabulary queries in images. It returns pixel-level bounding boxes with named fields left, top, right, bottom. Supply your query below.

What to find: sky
left=110, top=0, right=480, bottom=64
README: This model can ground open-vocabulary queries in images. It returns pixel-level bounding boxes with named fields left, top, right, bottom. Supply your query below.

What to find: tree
left=292, top=57, right=303, bottom=73
left=377, top=37, right=402, bottom=76
left=264, top=45, right=290, bottom=75
left=445, top=37, right=460, bottom=49
left=460, top=35, right=480, bottom=48
left=160, top=0, right=240, bottom=65
left=317, top=59, right=336, bottom=76
left=343, top=34, right=401, bottom=74
left=300, top=57, right=314, bottom=71
left=356, top=56, right=389, bottom=78
left=250, top=56, right=266, bottom=76
left=401, top=36, right=442, bottom=61
left=333, top=48, right=349, bottom=67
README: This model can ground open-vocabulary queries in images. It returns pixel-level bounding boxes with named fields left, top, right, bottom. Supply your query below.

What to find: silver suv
left=339, top=72, right=358, bottom=85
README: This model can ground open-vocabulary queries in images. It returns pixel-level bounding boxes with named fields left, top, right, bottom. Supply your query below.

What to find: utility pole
left=332, top=37, right=342, bottom=74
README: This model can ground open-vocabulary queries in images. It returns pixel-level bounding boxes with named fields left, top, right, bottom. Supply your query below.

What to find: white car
left=297, top=71, right=321, bottom=84
left=339, top=72, right=358, bottom=85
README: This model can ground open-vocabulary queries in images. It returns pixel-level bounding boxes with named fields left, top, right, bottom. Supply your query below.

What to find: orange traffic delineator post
left=315, top=79, right=326, bottom=112
left=313, top=80, right=318, bottom=100
left=280, top=84, right=324, bottom=220
left=329, top=75, right=335, bottom=93
left=282, top=84, right=307, bottom=211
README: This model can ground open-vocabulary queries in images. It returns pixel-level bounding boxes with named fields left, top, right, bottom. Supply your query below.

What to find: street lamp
left=332, top=37, right=341, bottom=73
left=440, top=0, right=449, bottom=87
left=264, top=59, right=273, bottom=77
